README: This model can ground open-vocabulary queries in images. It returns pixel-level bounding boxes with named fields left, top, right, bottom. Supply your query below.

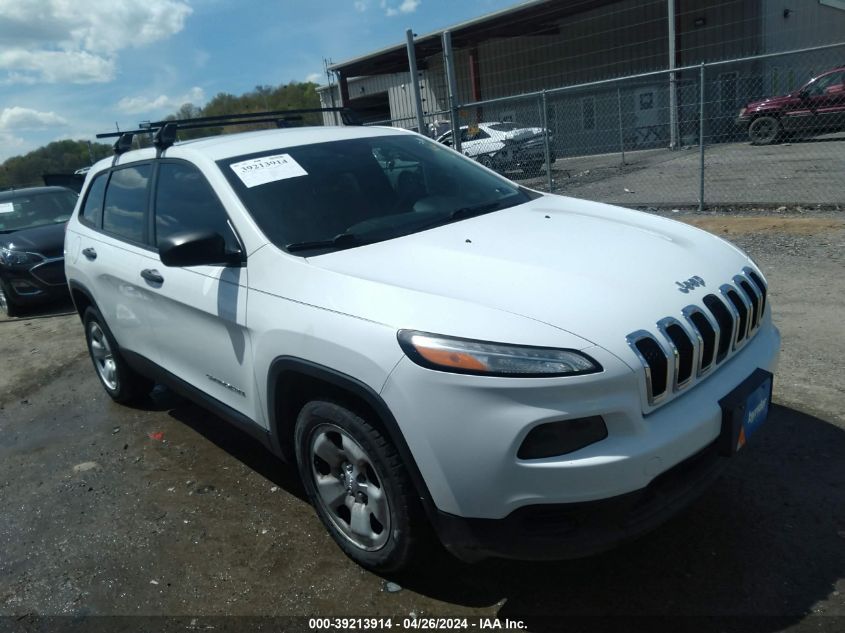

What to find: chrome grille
left=627, top=269, right=768, bottom=407
left=682, top=306, right=718, bottom=375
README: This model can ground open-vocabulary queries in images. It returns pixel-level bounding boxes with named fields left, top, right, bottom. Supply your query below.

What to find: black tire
left=748, top=116, right=781, bottom=145
left=0, top=279, right=21, bottom=318
left=294, top=400, right=422, bottom=572
left=83, top=306, right=152, bottom=403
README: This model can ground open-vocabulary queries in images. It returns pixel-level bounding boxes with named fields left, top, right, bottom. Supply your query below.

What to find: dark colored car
left=736, top=66, right=845, bottom=144
left=0, top=186, right=78, bottom=316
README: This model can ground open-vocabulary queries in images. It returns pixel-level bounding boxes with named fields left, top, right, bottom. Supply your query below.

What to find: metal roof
left=328, top=0, right=616, bottom=76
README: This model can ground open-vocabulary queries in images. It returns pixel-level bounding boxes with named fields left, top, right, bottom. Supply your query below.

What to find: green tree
left=0, top=140, right=111, bottom=189
left=0, top=81, right=323, bottom=188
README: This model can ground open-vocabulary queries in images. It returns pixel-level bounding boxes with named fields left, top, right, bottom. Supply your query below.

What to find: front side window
left=806, top=71, right=844, bottom=97
left=154, top=162, right=239, bottom=251
left=218, top=134, right=533, bottom=255
left=103, top=164, right=151, bottom=243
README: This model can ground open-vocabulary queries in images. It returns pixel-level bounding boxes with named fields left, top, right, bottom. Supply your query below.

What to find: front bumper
left=381, top=318, right=780, bottom=557
left=0, top=258, right=68, bottom=306
left=433, top=436, right=727, bottom=561
left=735, top=116, right=751, bottom=130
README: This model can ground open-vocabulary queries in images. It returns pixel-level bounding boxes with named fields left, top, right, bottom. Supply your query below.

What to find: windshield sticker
left=0, top=202, right=15, bottom=214
left=230, top=154, right=307, bottom=188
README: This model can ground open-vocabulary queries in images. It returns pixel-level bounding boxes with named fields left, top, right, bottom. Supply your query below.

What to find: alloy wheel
left=88, top=321, right=119, bottom=391
left=308, top=423, right=391, bottom=551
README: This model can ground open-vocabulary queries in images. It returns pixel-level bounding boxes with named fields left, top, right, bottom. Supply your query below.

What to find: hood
left=498, top=128, right=540, bottom=142
left=309, top=196, right=754, bottom=346
left=745, top=93, right=796, bottom=110
left=0, top=222, right=66, bottom=258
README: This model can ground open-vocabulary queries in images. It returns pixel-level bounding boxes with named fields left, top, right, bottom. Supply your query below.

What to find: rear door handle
left=140, top=269, right=164, bottom=284
left=82, top=247, right=97, bottom=260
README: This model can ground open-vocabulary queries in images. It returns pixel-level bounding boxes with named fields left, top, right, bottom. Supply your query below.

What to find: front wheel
left=0, top=279, right=21, bottom=318
left=295, top=400, right=422, bottom=572
left=748, top=116, right=781, bottom=145
left=83, top=306, right=152, bottom=403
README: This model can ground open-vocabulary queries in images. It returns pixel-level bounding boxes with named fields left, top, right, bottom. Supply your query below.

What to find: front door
left=73, top=164, right=157, bottom=360
left=143, top=160, right=258, bottom=422
left=784, top=70, right=845, bottom=132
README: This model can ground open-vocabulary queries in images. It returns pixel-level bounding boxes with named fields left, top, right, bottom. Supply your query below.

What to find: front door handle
left=82, top=247, right=97, bottom=260
left=140, top=269, right=164, bottom=284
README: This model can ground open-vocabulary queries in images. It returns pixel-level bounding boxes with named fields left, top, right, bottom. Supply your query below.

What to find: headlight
left=0, top=247, right=44, bottom=267
left=739, top=107, right=747, bottom=116
left=397, top=330, right=601, bottom=377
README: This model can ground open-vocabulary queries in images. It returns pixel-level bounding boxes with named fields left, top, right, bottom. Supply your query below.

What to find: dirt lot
left=1, top=210, right=843, bottom=632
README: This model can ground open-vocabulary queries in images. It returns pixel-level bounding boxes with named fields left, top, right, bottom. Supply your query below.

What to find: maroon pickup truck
left=736, top=66, right=845, bottom=144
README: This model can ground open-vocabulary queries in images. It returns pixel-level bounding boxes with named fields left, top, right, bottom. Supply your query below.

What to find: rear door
left=813, top=70, right=845, bottom=129
left=142, top=160, right=256, bottom=420
left=71, top=163, right=157, bottom=359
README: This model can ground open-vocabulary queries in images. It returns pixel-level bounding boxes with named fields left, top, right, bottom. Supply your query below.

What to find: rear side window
left=80, top=172, right=107, bottom=228
left=153, top=162, right=239, bottom=251
left=103, top=164, right=151, bottom=243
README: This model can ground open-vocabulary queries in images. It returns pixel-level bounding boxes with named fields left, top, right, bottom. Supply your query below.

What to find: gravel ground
left=0, top=210, right=843, bottom=632
left=512, top=133, right=845, bottom=208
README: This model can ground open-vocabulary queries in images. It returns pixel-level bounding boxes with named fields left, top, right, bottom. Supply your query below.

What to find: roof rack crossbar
left=95, top=107, right=359, bottom=140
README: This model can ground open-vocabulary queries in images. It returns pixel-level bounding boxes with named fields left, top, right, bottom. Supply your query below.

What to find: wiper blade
left=449, top=201, right=502, bottom=220
left=285, top=232, right=365, bottom=253
left=407, top=201, right=506, bottom=235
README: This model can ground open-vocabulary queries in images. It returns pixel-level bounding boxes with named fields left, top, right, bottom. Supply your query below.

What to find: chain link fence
left=342, top=30, right=845, bottom=210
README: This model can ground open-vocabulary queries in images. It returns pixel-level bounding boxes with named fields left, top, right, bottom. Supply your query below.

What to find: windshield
left=218, top=134, right=534, bottom=254
left=0, top=189, right=78, bottom=233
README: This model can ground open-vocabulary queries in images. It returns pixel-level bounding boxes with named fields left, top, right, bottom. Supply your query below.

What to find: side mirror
left=797, top=89, right=809, bottom=99
left=159, top=230, right=241, bottom=267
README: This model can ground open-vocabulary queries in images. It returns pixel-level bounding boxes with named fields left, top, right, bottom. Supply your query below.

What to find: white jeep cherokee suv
left=65, top=118, right=780, bottom=571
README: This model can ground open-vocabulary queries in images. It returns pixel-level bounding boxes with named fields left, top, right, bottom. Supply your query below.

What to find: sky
left=0, top=0, right=522, bottom=161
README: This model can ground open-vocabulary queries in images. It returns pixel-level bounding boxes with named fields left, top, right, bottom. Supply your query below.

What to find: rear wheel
left=295, top=400, right=421, bottom=572
left=748, top=116, right=780, bottom=145
left=83, top=306, right=152, bottom=403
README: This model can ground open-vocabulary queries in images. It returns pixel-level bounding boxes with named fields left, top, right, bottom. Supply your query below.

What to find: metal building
left=318, top=0, right=845, bottom=154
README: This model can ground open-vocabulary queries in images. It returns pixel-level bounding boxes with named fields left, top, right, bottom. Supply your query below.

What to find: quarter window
left=153, top=162, right=239, bottom=251
left=103, top=165, right=151, bottom=243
